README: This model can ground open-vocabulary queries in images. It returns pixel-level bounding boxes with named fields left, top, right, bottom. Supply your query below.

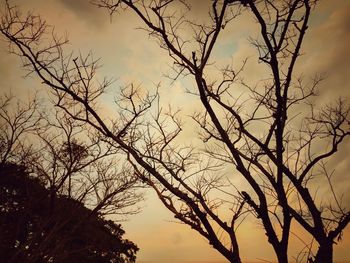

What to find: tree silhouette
left=1, top=0, right=349, bottom=262
left=0, top=94, right=142, bottom=262
left=0, top=162, right=138, bottom=263
left=0, top=94, right=143, bottom=218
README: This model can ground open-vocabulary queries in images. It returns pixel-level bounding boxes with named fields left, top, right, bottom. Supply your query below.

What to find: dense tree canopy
left=0, top=162, right=138, bottom=263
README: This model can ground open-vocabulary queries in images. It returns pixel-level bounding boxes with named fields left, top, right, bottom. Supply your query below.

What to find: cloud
left=58, top=0, right=109, bottom=27
left=1, top=1, right=350, bottom=262
left=301, top=1, right=350, bottom=99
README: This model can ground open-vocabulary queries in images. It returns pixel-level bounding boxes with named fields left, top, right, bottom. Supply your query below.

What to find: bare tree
left=0, top=93, right=43, bottom=164
left=1, top=0, right=349, bottom=262
left=0, top=94, right=142, bottom=262
left=33, top=109, right=142, bottom=216
left=0, top=93, right=142, bottom=215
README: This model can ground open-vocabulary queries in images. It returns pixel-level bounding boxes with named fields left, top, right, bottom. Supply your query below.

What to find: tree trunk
left=228, top=254, right=242, bottom=263
left=314, top=241, right=333, bottom=263
left=276, top=252, right=288, bottom=263
left=269, top=239, right=289, bottom=263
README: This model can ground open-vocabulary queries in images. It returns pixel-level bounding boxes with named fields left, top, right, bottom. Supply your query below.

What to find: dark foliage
left=0, top=162, right=138, bottom=263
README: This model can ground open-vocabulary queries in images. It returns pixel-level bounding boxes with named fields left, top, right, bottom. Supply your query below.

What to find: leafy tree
left=0, top=162, right=138, bottom=263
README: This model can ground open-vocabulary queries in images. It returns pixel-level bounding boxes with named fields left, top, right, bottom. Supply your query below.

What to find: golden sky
left=0, top=0, right=350, bottom=262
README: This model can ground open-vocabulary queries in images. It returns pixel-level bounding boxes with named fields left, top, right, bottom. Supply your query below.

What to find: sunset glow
left=1, top=0, right=350, bottom=262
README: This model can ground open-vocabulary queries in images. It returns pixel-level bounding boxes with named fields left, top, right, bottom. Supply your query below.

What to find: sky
left=0, top=0, right=350, bottom=262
